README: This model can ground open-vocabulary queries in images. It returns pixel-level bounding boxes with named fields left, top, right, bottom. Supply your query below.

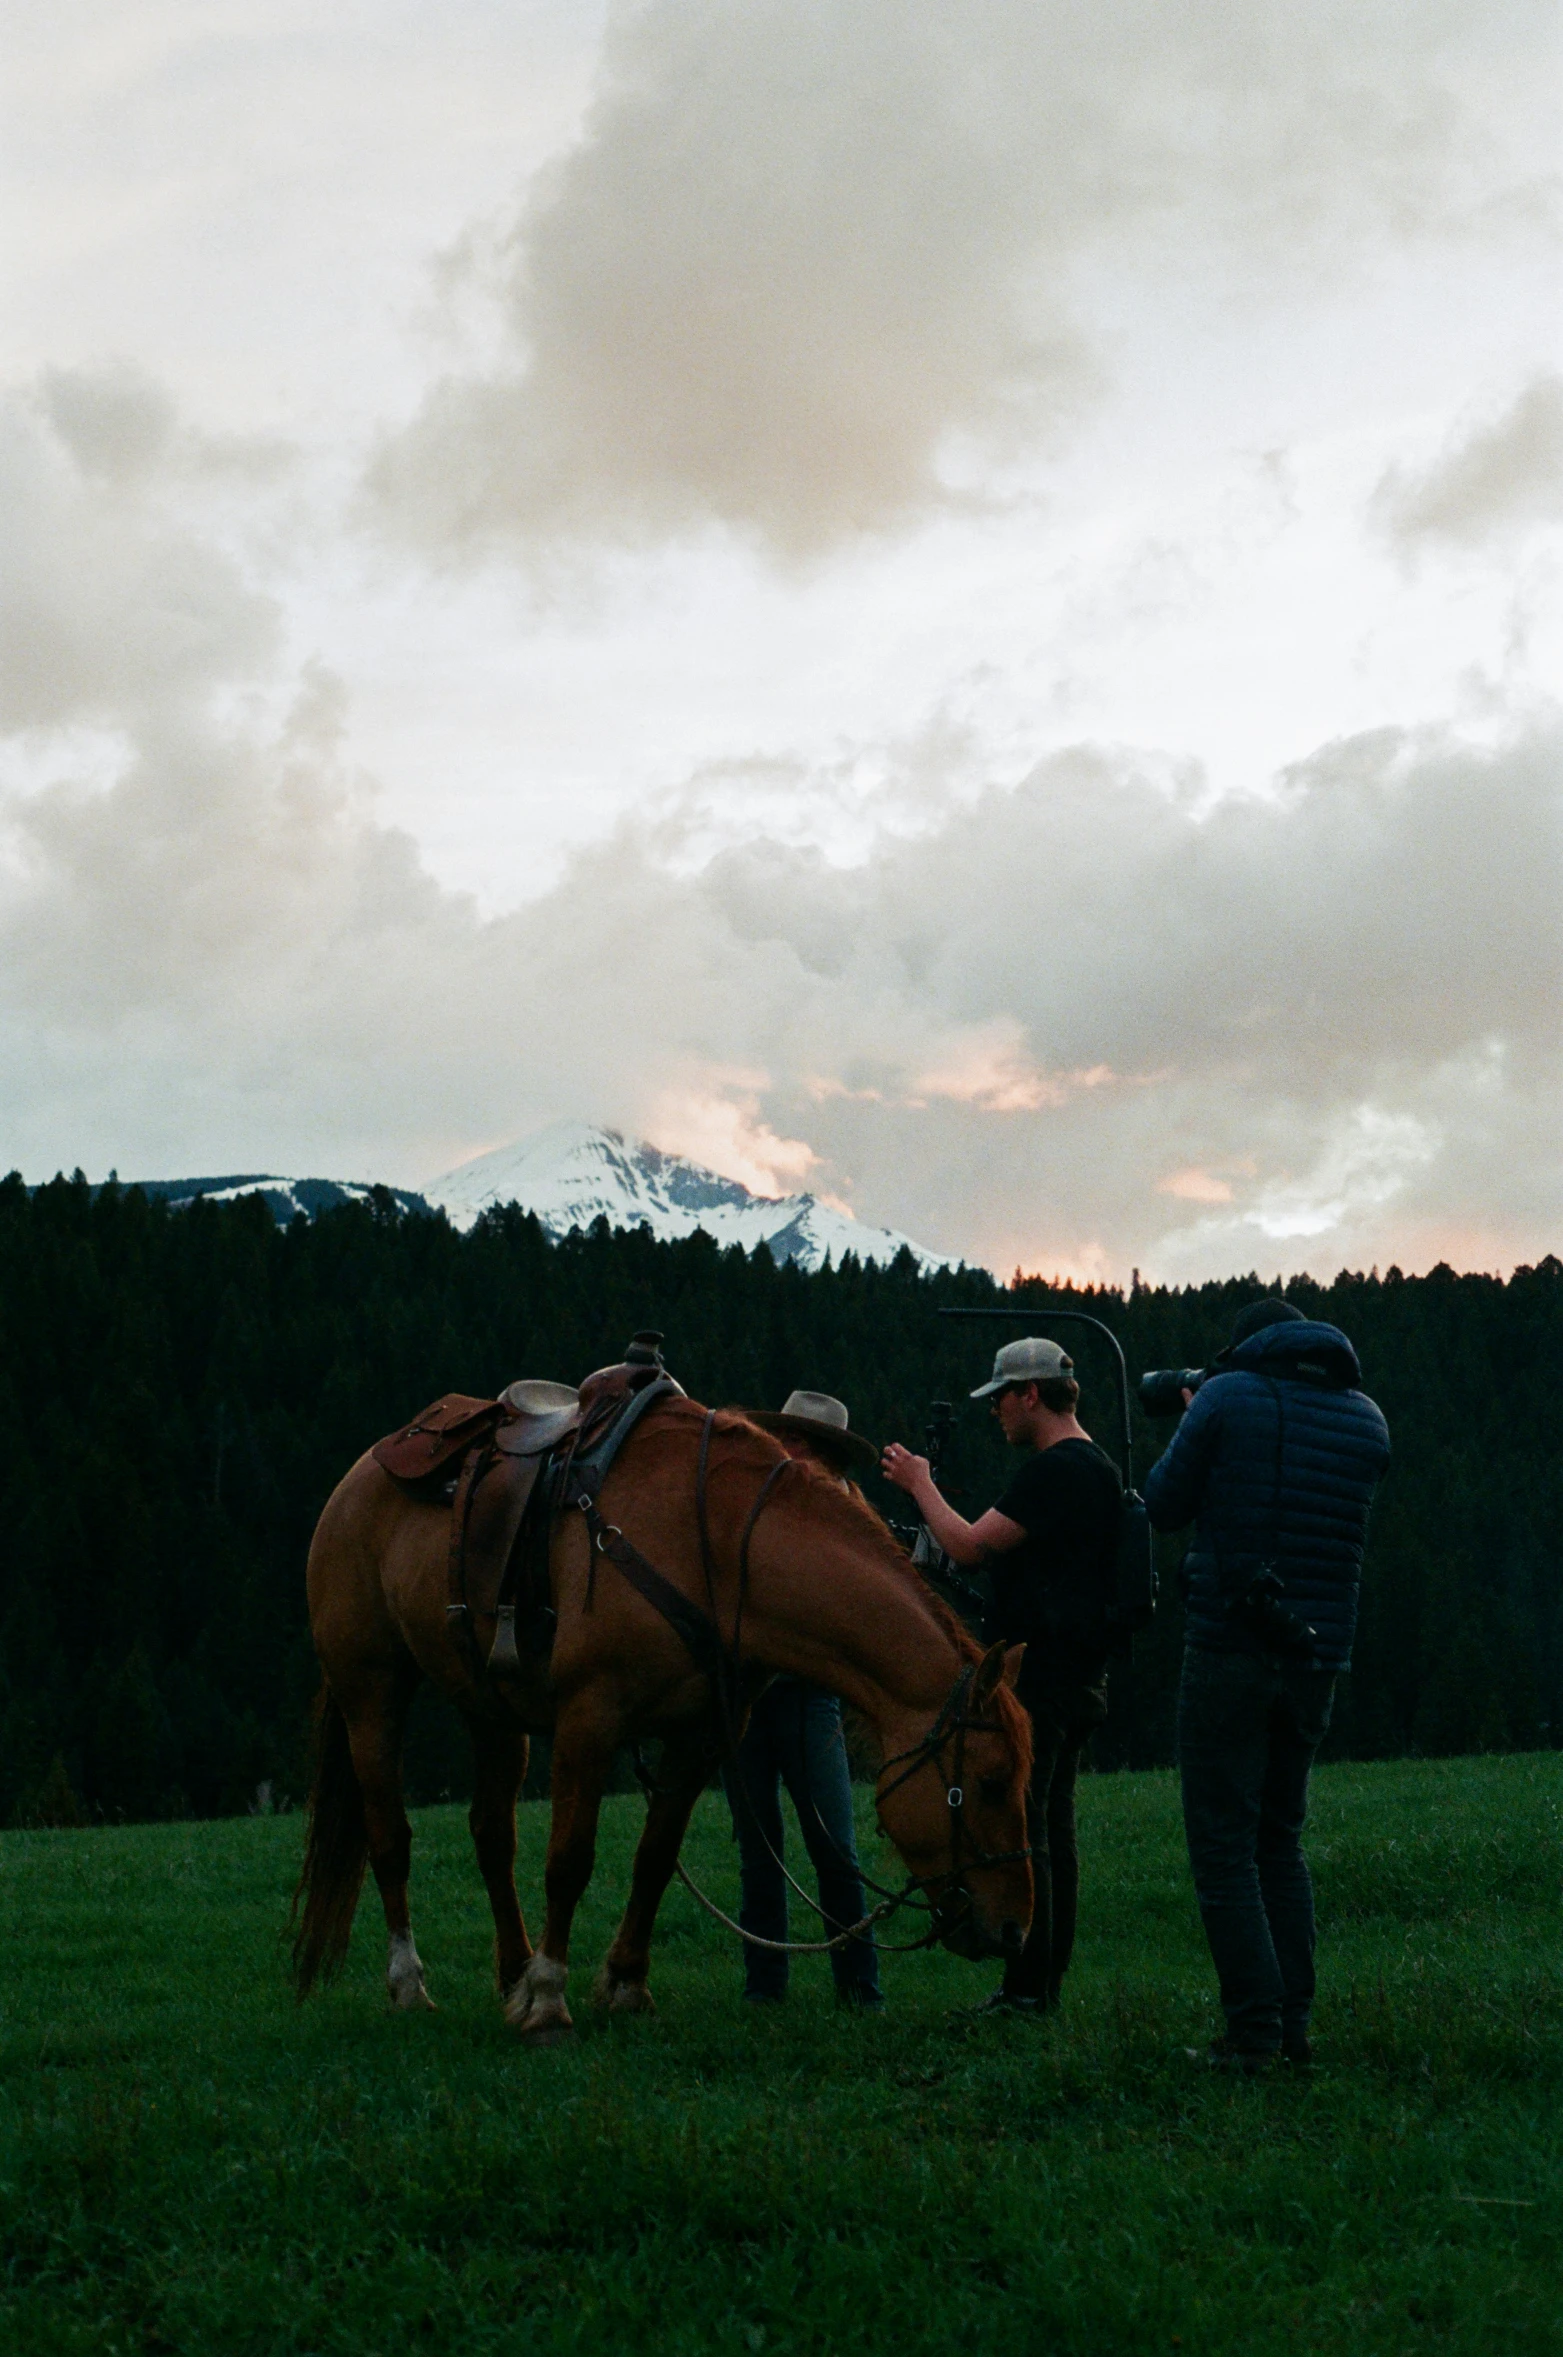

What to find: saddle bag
left=371, top=1394, right=505, bottom=1485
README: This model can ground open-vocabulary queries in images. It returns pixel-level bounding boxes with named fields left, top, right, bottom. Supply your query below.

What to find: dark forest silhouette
left=1, top=1170, right=1557, bottom=1824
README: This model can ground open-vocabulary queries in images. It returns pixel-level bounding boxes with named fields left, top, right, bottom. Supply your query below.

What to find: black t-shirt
left=983, top=1438, right=1123, bottom=1699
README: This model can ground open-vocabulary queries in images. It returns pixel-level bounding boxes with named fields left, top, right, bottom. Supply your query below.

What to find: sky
left=2, top=0, right=1559, bottom=1283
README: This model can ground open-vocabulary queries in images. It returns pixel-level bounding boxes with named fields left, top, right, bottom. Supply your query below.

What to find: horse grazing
left=294, top=1392, right=1033, bottom=2043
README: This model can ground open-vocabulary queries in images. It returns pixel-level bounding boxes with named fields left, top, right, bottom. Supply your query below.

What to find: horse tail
left=290, top=1684, right=368, bottom=1999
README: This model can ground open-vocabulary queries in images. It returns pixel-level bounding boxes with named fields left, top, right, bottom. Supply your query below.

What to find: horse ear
left=971, top=1640, right=1010, bottom=1705
left=1001, top=1642, right=1026, bottom=1692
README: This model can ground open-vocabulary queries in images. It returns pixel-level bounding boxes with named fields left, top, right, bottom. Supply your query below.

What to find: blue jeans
left=722, top=1681, right=881, bottom=2002
left=1178, top=1647, right=1337, bottom=2052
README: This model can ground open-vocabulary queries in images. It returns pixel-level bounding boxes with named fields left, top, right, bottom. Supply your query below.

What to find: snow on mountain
left=422, top=1120, right=954, bottom=1274
left=123, top=1175, right=430, bottom=1222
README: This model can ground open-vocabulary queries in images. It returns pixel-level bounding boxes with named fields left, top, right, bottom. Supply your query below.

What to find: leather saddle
left=370, top=1333, right=683, bottom=1690
left=494, top=1380, right=582, bottom=1461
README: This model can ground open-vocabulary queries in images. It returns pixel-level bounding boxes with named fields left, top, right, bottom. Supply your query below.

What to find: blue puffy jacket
left=1143, top=1320, right=1390, bottom=1669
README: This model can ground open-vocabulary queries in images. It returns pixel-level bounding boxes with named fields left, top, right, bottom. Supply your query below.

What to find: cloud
left=643, top=1075, right=820, bottom=1197
left=0, top=369, right=282, bottom=732
left=680, top=725, right=1562, bottom=1275
left=1374, top=373, right=1563, bottom=550
left=368, top=0, right=1532, bottom=559
left=3, top=358, right=1558, bottom=1280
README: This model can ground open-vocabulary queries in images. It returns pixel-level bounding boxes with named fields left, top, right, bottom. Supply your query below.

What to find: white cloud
left=1374, top=373, right=1563, bottom=551
left=370, top=0, right=1544, bottom=559
left=0, top=369, right=281, bottom=732
left=642, top=1075, right=819, bottom=1198
left=3, top=375, right=1557, bottom=1284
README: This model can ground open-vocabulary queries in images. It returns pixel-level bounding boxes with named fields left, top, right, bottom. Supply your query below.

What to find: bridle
left=872, top=1660, right=1034, bottom=1944
left=573, top=1405, right=1031, bottom=1955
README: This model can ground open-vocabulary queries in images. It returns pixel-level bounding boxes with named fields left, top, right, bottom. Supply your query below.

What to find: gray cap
left=969, top=1336, right=1075, bottom=1400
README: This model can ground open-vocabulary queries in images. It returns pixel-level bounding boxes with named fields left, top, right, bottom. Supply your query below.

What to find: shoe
left=1281, top=2034, right=1313, bottom=2071
left=742, top=1988, right=785, bottom=2005
left=837, top=1985, right=885, bottom=2011
left=1206, top=2037, right=1277, bottom=2076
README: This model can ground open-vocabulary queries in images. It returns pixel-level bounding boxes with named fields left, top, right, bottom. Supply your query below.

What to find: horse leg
left=466, top=1715, right=532, bottom=2005
left=505, top=1704, right=614, bottom=2047
left=342, top=1663, right=433, bottom=2011
left=595, top=1737, right=712, bottom=2016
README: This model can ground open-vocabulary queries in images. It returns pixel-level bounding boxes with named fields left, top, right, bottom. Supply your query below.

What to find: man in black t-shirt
left=882, top=1337, right=1122, bottom=2016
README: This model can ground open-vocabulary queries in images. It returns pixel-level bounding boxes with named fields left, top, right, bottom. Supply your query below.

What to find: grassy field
left=2, top=1756, right=1559, bottom=2357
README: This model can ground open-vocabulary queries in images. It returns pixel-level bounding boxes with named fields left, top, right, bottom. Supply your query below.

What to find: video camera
left=898, top=1400, right=986, bottom=1620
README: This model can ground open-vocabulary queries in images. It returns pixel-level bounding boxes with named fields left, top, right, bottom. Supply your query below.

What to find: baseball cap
left=969, top=1336, right=1075, bottom=1399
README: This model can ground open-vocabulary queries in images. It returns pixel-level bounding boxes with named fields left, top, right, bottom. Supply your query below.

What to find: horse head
left=872, top=1639, right=1033, bottom=1961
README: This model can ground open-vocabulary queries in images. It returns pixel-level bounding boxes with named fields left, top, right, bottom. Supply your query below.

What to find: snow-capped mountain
left=422, top=1120, right=953, bottom=1274
left=123, top=1175, right=430, bottom=1221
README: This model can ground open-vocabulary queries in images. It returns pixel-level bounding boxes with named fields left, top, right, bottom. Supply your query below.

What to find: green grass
left=2, top=1757, right=1560, bottom=2356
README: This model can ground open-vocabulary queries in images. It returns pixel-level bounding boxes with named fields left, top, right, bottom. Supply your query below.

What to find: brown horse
left=293, top=1394, right=1033, bottom=2043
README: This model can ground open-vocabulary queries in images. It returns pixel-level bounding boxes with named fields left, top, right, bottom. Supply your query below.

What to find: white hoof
left=593, top=1964, right=657, bottom=2016
left=505, top=1954, right=573, bottom=2044
left=387, top=1930, right=435, bottom=2011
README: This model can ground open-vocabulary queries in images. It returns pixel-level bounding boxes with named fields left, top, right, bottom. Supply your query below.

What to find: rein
left=570, top=1407, right=1028, bottom=1955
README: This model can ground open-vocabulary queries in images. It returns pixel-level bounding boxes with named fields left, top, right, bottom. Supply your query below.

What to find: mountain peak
left=422, top=1121, right=953, bottom=1273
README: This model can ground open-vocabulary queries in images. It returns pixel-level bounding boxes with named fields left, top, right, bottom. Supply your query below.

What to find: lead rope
left=672, top=1861, right=941, bottom=1955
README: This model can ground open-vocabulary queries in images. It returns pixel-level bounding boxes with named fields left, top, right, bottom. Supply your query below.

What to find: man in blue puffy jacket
left=1144, top=1298, right=1389, bottom=2072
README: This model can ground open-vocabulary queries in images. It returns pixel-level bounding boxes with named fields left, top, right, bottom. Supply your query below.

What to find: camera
left=1138, top=1365, right=1210, bottom=1419
left=1233, top=1569, right=1318, bottom=1661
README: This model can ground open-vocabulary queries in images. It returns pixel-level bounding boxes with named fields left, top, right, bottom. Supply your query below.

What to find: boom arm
left=936, top=1305, right=1134, bottom=1488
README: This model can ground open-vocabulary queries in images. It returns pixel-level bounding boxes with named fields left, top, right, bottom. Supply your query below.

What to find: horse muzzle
left=933, top=1874, right=1032, bottom=1960
left=931, top=1884, right=1008, bottom=1961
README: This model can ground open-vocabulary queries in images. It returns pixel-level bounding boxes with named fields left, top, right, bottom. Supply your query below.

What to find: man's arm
left=1142, top=1384, right=1222, bottom=1532
left=879, top=1444, right=1025, bottom=1565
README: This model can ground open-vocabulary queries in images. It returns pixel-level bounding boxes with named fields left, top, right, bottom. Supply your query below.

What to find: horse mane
left=680, top=1401, right=1035, bottom=1799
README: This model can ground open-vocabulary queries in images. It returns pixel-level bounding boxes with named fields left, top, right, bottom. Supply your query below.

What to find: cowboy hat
left=744, top=1388, right=879, bottom=1473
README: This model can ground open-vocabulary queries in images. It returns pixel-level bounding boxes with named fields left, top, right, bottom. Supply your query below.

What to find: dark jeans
left=722, top=1680, right=881, bottom=2002
left=1178, top=1646, right=1337, bottom=2052
left=1003, top=1684, right=1107, bottom=2005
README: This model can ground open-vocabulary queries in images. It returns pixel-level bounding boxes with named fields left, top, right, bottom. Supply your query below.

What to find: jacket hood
left=1226, top=1319, right=1362, bottom=1388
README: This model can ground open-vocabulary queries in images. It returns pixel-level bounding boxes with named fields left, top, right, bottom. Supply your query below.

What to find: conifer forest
left=1, top=1172, right=1557, bottom=1824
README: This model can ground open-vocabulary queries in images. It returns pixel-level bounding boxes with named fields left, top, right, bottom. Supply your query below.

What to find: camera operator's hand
left=882, top=1440, right=1023, bottom=1567
left=880, top=1443, right=931, bottom=1501
left=1181, top=1387, right=1195, bottom=1408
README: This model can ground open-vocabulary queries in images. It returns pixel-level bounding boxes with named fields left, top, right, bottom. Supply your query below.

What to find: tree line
left=1, top=1170, right=1557, bottom=1824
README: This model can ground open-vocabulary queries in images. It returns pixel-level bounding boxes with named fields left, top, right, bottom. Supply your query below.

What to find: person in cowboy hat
left=723, top=1390, right=884, bottom=2009
left=882, top=1337, right=1124, bottom=2018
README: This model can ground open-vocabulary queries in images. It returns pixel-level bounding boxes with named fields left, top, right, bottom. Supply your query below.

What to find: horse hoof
left=519, top=2018, right=576, bottom=2049
left=386, top=1933, right=434, bottom=2010
left=594, top=1968, right=656, bottom=2016
left=505, top=1954, right=572, bottom=2041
